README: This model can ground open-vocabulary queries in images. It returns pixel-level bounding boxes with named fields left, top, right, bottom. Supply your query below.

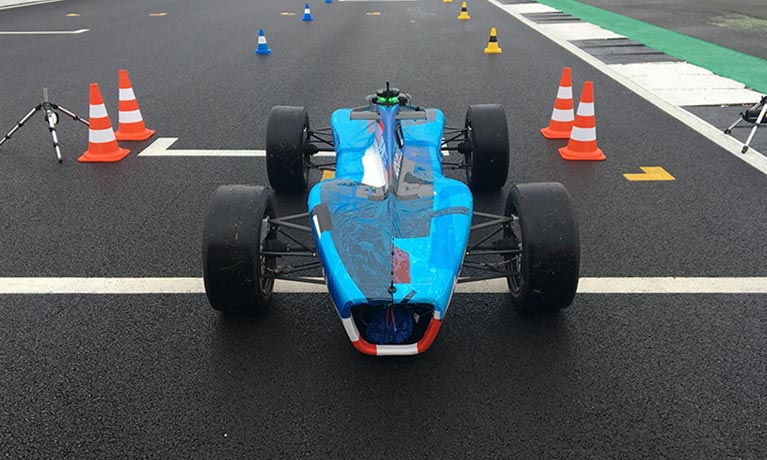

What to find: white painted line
left=651, top=88, right=764, bottom=107
left=0, top=28, right=89, bottom=34
left=625, top=75, right=745, bottom=91
left=137, top=137, right=335, bottom=157
left=1, top=277, right=767, bottom=294
left=486, top=0, right=767, bottom=176
left=501, top=3, right=558, bottom=14
left=609, top=62, right=762, bottom=106
left=609, top=62, right=717, bottom=78
left=539, top=23, right=624, bottom=41
left=0, top=0, right=67, bottom=10
left=138, top=137, right=450, bottom=157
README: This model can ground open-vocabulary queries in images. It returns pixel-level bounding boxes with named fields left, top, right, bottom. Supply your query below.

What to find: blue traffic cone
left=302, top=3, right=314, bottom=21
left=254, top=28, right=272, bottom=55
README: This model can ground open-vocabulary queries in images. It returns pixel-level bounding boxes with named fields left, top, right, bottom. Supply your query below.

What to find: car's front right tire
left=504, top=182, right=580, bottom=314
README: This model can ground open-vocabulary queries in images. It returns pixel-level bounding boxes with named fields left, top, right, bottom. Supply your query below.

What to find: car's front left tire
left=202, top=185, right=277, bottom=315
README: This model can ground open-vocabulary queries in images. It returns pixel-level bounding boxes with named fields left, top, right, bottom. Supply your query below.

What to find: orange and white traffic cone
left=541, top=67, right=575, bottom=139
left=558, top=81, right=606, bottom=161
left=78, top=83, right=130, bottom=163
left=114, top=69, right=155, bottom=141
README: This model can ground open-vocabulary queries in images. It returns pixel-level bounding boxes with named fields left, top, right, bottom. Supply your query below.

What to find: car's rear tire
left=266, top=106, right=310, bottom=194
left=202, top=185, right=277, bottom=315
left=504, top=182, right=580, bottom=314
left=464, top=104, right=510, bottom=191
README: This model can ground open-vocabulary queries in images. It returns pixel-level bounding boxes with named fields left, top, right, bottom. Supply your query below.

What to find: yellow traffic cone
left=484, top=27, right=502, bottom=54
left=458, top=1, right=470, bottom=20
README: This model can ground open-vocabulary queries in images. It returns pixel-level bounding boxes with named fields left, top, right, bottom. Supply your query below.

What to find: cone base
left=558, top=145, right=606, bottom=161
left=255, top=48, right=272, bottom=55
left=115, top=128, right=155, bottom=141
left=78, top=147, right=131, bottom=163
left=302, top=16, right=313, bottom=21
left=458, top=15, right=470, bottom=20
left=484, top=46, right=502, bottom=54
left=541, top=126, right=572, bottom=139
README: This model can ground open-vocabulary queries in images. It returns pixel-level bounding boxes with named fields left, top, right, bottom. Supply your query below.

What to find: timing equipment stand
left=0, top=88, right=89, bottom=163
left=724, top=95, right=767, bottom=154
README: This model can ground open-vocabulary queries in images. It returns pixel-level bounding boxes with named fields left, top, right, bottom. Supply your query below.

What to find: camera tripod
left=0, top=88, right=89, bottom=163
left=724, top=95, right=767, bottom=154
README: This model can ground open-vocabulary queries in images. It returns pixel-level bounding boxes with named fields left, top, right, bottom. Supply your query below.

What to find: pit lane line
left=2, top=277, right=767, bottom=294
left=487, top=0, right=767, bottom=177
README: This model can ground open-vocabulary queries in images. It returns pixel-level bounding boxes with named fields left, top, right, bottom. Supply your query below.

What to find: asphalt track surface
left=1, top=0, right=766, bottom=458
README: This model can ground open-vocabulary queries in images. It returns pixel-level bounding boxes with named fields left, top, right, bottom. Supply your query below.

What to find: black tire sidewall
left=266, top=106, right=309, bottom=194
left=506, top=183, right=580, bottom=314
left=465, top=104, right=510, bottom=191
left=202, top=185, right=275, bottom=315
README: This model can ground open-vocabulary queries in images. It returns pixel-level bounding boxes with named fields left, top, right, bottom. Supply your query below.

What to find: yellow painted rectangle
left=623, top=166, right=675, bottom=181
left=367, top=12, right=381, bottom=15
left=149, top=12, right=167, bottom=16
left=281, top=12, right=296, bottom=16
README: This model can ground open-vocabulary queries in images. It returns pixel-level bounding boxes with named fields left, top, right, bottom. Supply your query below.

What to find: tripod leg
left=741, top=102, right=767, bottom=154
left=724, top=116, right=743, bottom=135
left=53, top=104, right=90, bottom=127
left=0, top=106, right=41, bottom=148
left=45, top=109, right=63, bottom=163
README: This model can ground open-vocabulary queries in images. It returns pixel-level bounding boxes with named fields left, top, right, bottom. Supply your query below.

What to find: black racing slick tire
left=266, top=106, right=310, bottom=194
left=464, top=104, right=510, bottom=191
left=504, top=182, right=580, bottom=314
left=202, top=185, right=277, bottom=315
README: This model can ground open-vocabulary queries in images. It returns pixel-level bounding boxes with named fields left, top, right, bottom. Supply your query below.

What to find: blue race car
left=202, top=84, right=580, bottom=356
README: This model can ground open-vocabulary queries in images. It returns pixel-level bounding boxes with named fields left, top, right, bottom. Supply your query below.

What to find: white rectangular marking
left=501, top=3, right=559, bottom=14
left=0, top=28, right=89, bottom=34
left=609, top=62, right=762, bottom=106
left=539, top=23, right=624, bottom=41
left=2, top=277, right=767, bottom=295
left=649, top=88, right=763, bottom=107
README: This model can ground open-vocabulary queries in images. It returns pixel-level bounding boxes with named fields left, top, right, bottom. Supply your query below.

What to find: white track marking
left=138, top=137, right=450, bottom=157
left=0, top=28, right=88, bottom=34
left=609, top=62, right=761, bottom=106
left=0, top=0, right=67, bottom=9
left=137, top=137, right=334, bottom=157
left=539, top=23, right=624, bottom=40
left=1, top=277, right=767, bottom=294
left=487, top=0, right=767, bottom=176
left=503, top=3, right=558, bottom=13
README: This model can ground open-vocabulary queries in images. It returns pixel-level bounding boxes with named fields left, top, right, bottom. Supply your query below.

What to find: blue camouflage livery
left=307, top=105, right=473, bottom=322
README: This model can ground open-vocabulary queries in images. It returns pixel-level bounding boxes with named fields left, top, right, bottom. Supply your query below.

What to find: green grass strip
left=535, top=0, right=767, bottom=94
